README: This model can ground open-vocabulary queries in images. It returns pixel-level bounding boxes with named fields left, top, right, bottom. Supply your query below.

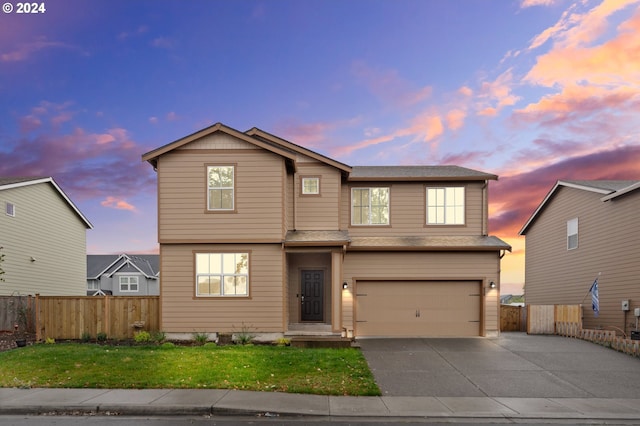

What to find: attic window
left=5, top=202, right=15, bottom=217
left=301, top=177, right=320, bottom=195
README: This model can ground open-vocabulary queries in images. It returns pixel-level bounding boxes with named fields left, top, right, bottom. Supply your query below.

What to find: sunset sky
left=2, top=0, right=639, bottom=295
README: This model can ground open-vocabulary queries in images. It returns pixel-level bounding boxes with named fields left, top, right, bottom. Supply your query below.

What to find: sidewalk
left=2, top=388, right=640, bottom=421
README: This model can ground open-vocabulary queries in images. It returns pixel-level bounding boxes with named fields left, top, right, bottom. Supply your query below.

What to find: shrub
left=192, top=332, right=208, bottom=345
left=275, top=337, right=290, bottom=346
left=152, top=331, right=166, bottom=343
left=45, top=337, right=55, bottom=345
left=233, top=323, right=255, bottom=345
left=81, top=332, right=92, bottom=343
left=96, top=332, right=108, bottom=342
left=134, top=330, right=152, bottom=343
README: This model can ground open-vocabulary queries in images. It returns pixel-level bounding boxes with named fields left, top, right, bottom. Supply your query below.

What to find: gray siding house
left=0, top=177, right=93, bottom=296
left=87, top=254, right=160, bottom=296
left=520, top=180, right=640, bottom=335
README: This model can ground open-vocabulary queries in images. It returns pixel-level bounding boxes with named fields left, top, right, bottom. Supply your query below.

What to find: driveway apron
left=358, top=333, right=640, bottom=398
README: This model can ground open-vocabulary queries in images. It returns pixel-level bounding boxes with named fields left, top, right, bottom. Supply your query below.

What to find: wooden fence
left=500, top=305, right=526, bottom=332
left=36, top=295, right=160, bottom=340
left=0, top=295, right=36, bottom=332
left=527, top=304, right=582, bottom=335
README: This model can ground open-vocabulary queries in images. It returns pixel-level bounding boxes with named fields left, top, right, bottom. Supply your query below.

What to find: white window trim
left=350, top=187, right=390, bottom=226
left=119, top=275, right=139, bottom=292
left=567, top=218, right=578, bottom=250
left=301, top=177, right=320, bottom=195
left=426, top=187, right=465, bottom=225
left=196, top=253, right=249, bottom=297
left=6, top=202, right=15, bottom=217
left=87, top=280, right=99, bottom=291
left=207, top=165, right=235, bottom=211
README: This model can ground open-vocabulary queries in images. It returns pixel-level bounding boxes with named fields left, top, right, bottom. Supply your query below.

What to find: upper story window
left=351, top=187, right=390, bottom=226
left=207, top=166, right=235, bottom=211
left=5, top=202, right=15, bottom=217
left=196, top=252, right=249, bottom=297
left=301, top=177, right=320, bottom=195
left=567, top=218, right=578, bottom=250
left=119, top=276, right=139, bottom=292
left=426, top=187, right=465, bottom=225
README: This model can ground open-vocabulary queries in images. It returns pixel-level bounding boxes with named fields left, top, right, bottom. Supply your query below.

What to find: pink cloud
left=445, top=109, right=466, bottom=131
left=101, top=196, right=138, bottom=212
left=1, top=37, right=80, bottom=62
left=521, top=0, right=560, bottom=8
left=19, top=115, right=42, bottom=133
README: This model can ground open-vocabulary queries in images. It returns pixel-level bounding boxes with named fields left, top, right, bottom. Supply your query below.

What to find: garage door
left=355, top=281, right=481, bottom=337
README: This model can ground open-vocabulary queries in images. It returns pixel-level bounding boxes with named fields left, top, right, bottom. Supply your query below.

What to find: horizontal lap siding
left=295, top=163, right=341, bottom=230
left=161, top=244, right=284, bottom=332
left=342, top=251, right=500, bottom=334
left=341, top=182, right=485, bottom=236
left=0, top=184, right=87, bottom=296
left=525, top=188, right=640, bottom=333
left=158, top=146, right=284, bottom=242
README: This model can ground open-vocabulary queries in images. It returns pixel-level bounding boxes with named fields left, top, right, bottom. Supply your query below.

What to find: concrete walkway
left=1, top=387, right=640, bottom=420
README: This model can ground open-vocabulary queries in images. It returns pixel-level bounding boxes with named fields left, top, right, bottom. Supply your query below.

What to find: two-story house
left=520, top=180, right=640, bottom=335
left=87, top=254, right=160, bottom=296
left=142, top=123, right=510, bottom=339
left=0, top=176, right=93, bottom=296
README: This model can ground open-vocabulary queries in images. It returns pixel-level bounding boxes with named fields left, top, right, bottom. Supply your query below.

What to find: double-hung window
left=567, top=218, right=578, bottom=250
left=351, top=187, right=390, bottom=225
left=426, top=187, right=465, bottom=225
left=196, top=253, right=249, bottom=297
left=119, top=276, right=139, bottom=292
left=207, top=166, right=234, bottom=210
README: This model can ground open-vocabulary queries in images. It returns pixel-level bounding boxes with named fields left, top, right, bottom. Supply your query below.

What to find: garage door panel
left=356, top=281, right=481, bottom=337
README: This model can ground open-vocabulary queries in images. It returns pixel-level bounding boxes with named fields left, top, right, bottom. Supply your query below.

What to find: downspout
left=293, top=172, right=297, bottom=231
left=482, top=181, right=488, bottom=236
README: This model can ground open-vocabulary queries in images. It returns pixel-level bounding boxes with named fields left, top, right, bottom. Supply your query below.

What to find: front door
left=301, top=270, right=324, bottom=322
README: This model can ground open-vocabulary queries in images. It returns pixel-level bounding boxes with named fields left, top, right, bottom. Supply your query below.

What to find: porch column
left=331, top=250, right=342, bottom=333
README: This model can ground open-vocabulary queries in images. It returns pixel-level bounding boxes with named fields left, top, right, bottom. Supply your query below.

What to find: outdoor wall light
left=342, top=282, right=348, bottom=289
left=489, top=281, right=496, bottom=289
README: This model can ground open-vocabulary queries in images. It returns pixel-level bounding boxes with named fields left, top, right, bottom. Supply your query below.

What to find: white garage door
left=355, top=281, right=481, bottom=337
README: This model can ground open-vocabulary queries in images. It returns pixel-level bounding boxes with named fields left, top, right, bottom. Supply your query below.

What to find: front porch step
left=289, top=336, right=354, bottom=349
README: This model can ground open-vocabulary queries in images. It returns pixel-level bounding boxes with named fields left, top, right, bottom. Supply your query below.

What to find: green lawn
left=0, top=343, right=380, bottom=396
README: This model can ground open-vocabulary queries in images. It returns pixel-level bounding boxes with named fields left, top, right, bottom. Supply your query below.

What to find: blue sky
left=2, top=0, right=640, bottom=294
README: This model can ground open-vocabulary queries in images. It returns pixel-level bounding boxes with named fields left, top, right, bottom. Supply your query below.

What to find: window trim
left=5, top=202, right=15, bottom=217
left=119, top=275, right=139, bottom=293
left=567, top=217, right=578, bottom=250
left=194, top=252, right=250, bottom=298
left=300, top=176, right=321, bottom=196
left=350, top=187, right=390, bottom=226
left=206, top=164, right=236, bottom=212
left=425, top=186, right=466, bottom=226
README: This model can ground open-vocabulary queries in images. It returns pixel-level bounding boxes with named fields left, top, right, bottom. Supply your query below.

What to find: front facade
left=143, top=123, right=510, bottom=338
left=0, top=177, right=93, bottom=296
left=520, top=180, right=640, bottom=335
left=87, top=254, right=160, bottom=296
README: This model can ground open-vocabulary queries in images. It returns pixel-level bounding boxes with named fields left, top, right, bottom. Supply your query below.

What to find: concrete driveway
left=359, top=332, right=640, bottom=398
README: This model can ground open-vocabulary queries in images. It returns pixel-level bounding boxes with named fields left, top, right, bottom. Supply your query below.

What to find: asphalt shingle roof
left=348, top=166, right=498, bottom=181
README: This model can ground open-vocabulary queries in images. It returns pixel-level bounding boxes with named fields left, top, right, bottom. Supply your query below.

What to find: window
left=426, top=187, right=465, bottom=225
left=301, top=177, right=320, bottom=195
left=567, top=218, right=578, bottom=250
left=6, top=202, right=15, bottom=217
left=351, top=187, right=390, bottom=225
left=119, top=276, right=139, bottom=292
left=87, top=280, right=99, bottom=291
left=196, top=253, right=249, bottom=297
left=207, top=166, right=234, bottom=210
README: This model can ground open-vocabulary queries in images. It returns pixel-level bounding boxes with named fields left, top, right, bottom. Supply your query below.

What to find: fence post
left=104, top=295, right=111, bottom=338
left=35, top=294, right=41, bottom=341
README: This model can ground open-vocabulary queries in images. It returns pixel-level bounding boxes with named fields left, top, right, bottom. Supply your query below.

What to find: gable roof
left=349, top=166, right=498, bottom=181
left=0, top=176, right=93, bottom=229
left=519, top=179, right=640, bottom=235
left=142, top=122, right=299, bottom=170
left=87, top=254, right=159, bottom=280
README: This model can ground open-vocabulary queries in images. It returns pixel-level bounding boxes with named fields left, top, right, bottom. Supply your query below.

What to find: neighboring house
left=520, top=180, right=640, bottom=335
left=0, top=177, right=93, bottom=296
left=87, top=254, right=160, bottom=296
left=142, top=123, right=511, bottom=338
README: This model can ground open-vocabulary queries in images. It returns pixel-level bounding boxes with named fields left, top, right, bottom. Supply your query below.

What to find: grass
left=0, top=343, right=380, bottom=396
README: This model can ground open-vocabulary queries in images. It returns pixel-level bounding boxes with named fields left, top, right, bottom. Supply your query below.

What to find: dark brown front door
left=301, top=270, right=324, bottom=322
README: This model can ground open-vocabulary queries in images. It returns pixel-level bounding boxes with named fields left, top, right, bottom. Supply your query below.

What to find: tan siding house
left=143, top=123, right=511, bottom=339
left=520, top=180, right=640, bottom=335
left=0, top=177, right=92, bottom=296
